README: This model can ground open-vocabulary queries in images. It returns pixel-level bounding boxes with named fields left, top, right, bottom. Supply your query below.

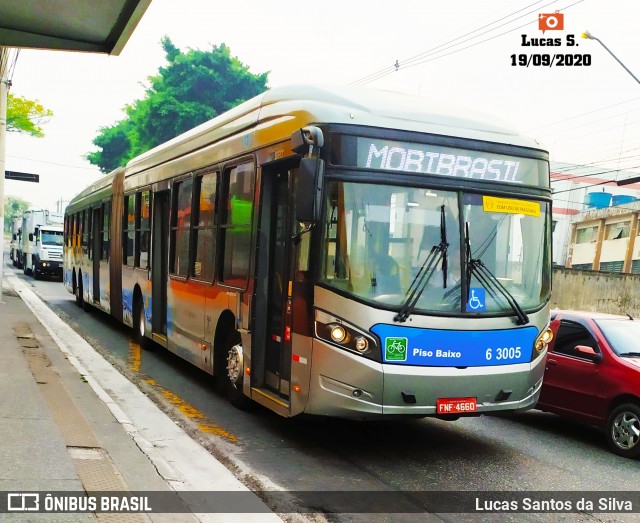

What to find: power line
left=351, top=1, right=586, bottom=86
left=352, top=0, right=556, bottom=85
left=6, top=154, right=100, bottom=171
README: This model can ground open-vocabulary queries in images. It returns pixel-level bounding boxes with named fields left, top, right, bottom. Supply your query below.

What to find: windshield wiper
left=465, top=222, right=529, bottom=326
left=394, top=205, right=448, bottom=323
left=618, top=352, right=640, bottom=358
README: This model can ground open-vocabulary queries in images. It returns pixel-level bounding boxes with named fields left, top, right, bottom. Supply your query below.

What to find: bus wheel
left=75, top=278, right=82, bottom=306
left=222, top=334, right=253, bottom=410
left=133, top=297, right=151, bottom=350
left=606, top=403, right=640, bottom=458
left=76, top=277, right=89, bottom=311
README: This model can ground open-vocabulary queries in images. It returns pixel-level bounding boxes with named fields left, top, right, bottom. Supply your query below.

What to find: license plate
left=436, top=397, right=477, bottom=414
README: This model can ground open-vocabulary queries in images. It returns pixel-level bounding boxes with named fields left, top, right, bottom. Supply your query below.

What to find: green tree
left=87, top=37, right=269, bottom=173
left=6, top=94, right=54, bottom=137
left=4, top=196, right=30, bottom=231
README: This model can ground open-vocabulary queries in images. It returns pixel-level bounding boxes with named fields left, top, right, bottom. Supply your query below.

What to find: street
left=7, top=260, right=640, bottom=522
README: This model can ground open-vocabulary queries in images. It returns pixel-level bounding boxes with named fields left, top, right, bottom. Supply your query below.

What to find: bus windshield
left=320, top=180, right=550, bottom=315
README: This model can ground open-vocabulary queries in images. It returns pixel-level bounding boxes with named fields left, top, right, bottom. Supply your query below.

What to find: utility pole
left=0, top=47, right=9, bottom=302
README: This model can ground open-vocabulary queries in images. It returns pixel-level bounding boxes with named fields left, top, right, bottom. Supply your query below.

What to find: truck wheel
left=606, top=403, right=640, bottom=458
left=33, top=267, right=40, bottom=280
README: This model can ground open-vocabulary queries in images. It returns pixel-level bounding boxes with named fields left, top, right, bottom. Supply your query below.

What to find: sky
left=4, top=0, right=640, bottom=211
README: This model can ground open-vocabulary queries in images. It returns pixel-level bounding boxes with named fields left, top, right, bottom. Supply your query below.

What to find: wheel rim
left=226, top=344, right=243, bottom=388
left=611, top=410, right=640, bottom=450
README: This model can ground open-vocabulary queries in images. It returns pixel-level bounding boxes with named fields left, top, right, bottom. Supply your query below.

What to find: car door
left=539, top=318, right=603, bottom=425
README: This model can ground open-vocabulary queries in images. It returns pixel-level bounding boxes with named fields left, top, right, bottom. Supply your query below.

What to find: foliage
left=6, top=94, right=54, bottom=137
left=87, top=37, right=269, bottom=173
left=4, top=196, right=30, bottom=226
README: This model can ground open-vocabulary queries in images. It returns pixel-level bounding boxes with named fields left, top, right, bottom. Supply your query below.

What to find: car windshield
left=596, top=319, right=640, bottom=356
left=320, top=180, right=551, bottom=315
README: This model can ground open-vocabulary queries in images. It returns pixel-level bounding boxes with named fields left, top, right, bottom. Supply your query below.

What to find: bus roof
left=125, top=84, right=544, bottom=176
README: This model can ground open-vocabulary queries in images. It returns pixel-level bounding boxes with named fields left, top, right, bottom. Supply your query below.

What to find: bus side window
left=136, top=190, right=151, bottom=269
left=170, top=178, right=193, bottom=277
left=192, top=172, right=217, bottom=281
left=102, top=201, right=110, bottom=261
left=219, top=161, right=254, bottom=287
left=123, top=194, right=136, bottom=267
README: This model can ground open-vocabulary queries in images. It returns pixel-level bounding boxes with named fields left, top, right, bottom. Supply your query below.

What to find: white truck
left=9, top=217, right=22, bottom=268
left=21, top=209, right=64, bottom=280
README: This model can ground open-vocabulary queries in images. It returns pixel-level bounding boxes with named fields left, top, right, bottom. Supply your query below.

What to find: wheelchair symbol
left=467, top=289, right=485, bottom=311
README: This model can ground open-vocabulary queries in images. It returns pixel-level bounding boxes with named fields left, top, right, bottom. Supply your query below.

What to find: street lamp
left=582, top=30, right=640, bottom=87
left=582, top=31, right=640, bottom=187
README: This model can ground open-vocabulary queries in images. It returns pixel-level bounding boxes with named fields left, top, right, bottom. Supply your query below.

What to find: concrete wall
left=552, top=266, right=640, bottom=315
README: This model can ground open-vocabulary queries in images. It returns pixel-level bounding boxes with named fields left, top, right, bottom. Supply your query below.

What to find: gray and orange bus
left=64, top=85, right=553, bottom=418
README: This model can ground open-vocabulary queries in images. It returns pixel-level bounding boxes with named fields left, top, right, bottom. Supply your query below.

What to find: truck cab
left=21, top=210, right=64, bottom=280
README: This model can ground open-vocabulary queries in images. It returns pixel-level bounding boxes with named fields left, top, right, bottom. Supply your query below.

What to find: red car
left=537, top=310, right=640, bottom=458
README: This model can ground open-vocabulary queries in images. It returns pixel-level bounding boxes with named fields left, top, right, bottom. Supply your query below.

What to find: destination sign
left=357, top=138, right=546, bottom=186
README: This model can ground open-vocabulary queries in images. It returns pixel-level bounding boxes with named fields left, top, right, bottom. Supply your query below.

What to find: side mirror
left=295, top=157, right=324, bottom=223
left=12, top=234, right=16, bottom=240
left=29, top=233, right=34, bottom=242
left=575, top=345, right=602, bottom=363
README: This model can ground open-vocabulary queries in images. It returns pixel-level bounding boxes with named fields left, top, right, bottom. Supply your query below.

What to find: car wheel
left=606, top=403, right=640, bottom=458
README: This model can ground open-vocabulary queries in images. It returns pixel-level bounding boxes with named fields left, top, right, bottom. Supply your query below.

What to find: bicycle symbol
left=385, top=337, right=408, bottom=361
left=387, top=339, right=407, bottom=355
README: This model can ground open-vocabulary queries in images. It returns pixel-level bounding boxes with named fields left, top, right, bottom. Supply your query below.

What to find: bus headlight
left=330, top=325, right=348, bottom=343
left=315, top=309, right=378, bottom=361
left=533, top=326, right=553, bottom=357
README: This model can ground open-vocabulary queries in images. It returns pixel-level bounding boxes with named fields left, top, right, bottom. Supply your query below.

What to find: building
left=552, top=162, right=640, bottom=272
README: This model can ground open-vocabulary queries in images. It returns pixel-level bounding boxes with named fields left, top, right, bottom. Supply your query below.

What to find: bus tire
left=221, top=333, right=253, bottom=410
left=133, top=296, right=152, bottom=351
left=75, top=276, right=86, bottom=309
left=606, top=403, right=640, bottom=458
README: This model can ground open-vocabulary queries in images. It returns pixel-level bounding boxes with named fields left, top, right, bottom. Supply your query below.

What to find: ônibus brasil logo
left=385, top=337, right=408, bottom=361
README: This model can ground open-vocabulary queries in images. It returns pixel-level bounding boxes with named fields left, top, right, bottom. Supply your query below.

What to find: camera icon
left=539, top=11, right=564, bottom=33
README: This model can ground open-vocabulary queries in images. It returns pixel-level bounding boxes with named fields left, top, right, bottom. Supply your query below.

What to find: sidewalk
left=0, top=261, right=283, bottom=522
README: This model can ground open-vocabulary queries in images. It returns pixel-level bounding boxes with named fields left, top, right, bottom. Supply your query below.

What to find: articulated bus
left=64, top=85, right=553, bottom=419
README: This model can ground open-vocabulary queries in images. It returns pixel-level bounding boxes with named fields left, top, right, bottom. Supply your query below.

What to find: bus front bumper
left=304, top=339, right=546, bottom=419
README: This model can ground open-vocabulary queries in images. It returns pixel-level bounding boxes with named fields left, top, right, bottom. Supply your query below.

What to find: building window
left=576, top=226, right=598, bottom=244
left=605, top=221, right=630, bottom=240
left=571, top=263, right=592, bottom=270
left=600, top=261, right=624, bottom=273
left=170, top=178, right=193, bottom=277
left=220, top=162, right=254, bottom=287
left=192, top=172, right=217, bottom=281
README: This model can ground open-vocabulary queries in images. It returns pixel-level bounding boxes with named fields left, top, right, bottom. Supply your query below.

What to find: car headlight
left=315, top=309, right=379, bottom=361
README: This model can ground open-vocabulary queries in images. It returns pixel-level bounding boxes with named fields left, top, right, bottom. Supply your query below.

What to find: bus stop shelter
left=0, top=0, right=152, bottom=298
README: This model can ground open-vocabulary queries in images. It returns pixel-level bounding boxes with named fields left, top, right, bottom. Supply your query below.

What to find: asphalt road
left=8, top=261, right=640, bottom=523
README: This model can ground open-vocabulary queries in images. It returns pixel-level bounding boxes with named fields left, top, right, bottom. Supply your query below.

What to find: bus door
left=92, top=207, right=101, bottom=303
left=254, top=163, right=294, bottom=400
left=152, top=190, right=169, bottom=336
